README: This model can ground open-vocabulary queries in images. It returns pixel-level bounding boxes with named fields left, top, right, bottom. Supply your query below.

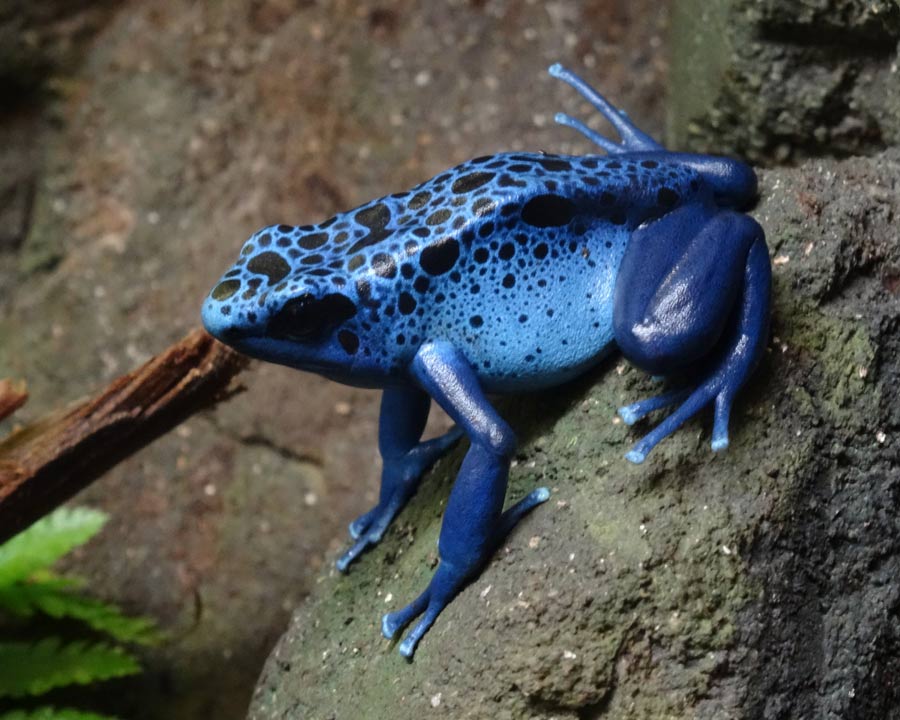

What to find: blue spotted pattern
left=206, top=152, right=702, bottom=391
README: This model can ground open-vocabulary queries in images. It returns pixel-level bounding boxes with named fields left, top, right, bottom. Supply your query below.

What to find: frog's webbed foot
left=380, top=341, right=549, bottom=658
left=613, top=206, right=772, bottom=464
left=337, top=388, right=462, bottom=573
left=549, top=63, right=663, bottom=154
left=382, top=487, right=549, bottom=658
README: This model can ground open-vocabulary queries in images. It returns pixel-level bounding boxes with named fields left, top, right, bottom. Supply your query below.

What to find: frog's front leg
left=614, top=204, right=772, bottom=463
left=381, top=341, right=550, bottom=658
left=336, top=385, right=462, bottom=572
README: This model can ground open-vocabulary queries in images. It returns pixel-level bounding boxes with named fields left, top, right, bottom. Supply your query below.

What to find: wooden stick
left=0, top=379, right=28, bottom=423
left=0, top=329, right=250, bottom=543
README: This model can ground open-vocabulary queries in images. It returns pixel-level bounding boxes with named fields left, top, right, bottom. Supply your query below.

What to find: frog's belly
left=423, top=270, right=618, bottom=393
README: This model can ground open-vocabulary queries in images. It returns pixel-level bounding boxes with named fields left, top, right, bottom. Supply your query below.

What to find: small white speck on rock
left=430, top=692, right=442, bottom=708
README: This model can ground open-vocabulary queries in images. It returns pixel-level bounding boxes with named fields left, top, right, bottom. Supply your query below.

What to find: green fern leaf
left=0, top=577, right=78, bottom=617
left=0, top=707, right=120, bottom=720
left=0, top=509, right=107, bottom=587
left=0, top=638, right=139, bottom=698
left=0, top=583, right=161, bottom=645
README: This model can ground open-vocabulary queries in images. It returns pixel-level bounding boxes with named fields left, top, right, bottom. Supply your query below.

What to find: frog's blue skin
left=201, top=64, right=771, bottom=659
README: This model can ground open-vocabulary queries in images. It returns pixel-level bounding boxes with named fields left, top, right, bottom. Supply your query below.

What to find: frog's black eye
left=267, top=293, right=357, bottom=343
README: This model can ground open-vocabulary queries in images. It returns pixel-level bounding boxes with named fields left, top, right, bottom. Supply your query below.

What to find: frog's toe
left=625, top=448, right=647, bottom=464
left=618, top=388, right=691, bottom=426
left=348, top=508, right=379, bottom=540
left=337, top=501, right=403, bottom=572
left=382, top=561, right=467, bottom=659
left=711, top=391, right=733, bottom=452
left=381, top=591, right=428, bottom=642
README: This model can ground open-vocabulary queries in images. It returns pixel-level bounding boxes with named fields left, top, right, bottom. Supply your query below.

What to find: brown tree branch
left=0, top=329, right=251, bottom=543
left=0, top=379, right=28, bottom=423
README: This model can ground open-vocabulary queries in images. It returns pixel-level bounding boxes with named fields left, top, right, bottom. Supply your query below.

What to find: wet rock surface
left=0, top=1, right=667, bottom=718
left=248, top=151, right=900, bottom=719
left=668, top=0, right=900, bottom=164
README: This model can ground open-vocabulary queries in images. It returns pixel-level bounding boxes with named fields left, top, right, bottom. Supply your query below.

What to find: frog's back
left=361, top=152, right=701, bottom=390
left=230, top=151, right=703, bottom=391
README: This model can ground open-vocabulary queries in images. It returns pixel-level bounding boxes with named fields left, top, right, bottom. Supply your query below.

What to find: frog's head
left=202, top=225, right=362, bottom=376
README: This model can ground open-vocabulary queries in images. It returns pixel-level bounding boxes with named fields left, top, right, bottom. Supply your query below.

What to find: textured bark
left=0, top=329, right=249, bottom=543
left=247, top=151, right=900, bottom=720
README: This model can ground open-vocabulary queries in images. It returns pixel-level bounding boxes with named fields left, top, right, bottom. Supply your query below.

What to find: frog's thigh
left=613, top=208, right=763, bottom=375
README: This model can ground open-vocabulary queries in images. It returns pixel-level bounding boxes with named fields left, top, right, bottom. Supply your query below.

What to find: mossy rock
left=246, top=152, right=900, bottom=719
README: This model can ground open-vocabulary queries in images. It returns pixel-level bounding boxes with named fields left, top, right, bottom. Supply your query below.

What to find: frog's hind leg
left=613, top=207, right=771, bottom=463
left=549, top=63, right=663, bottom=154
left=381, top=341, right=549, bottom=658
left=336, top=385, right=462, bottom=572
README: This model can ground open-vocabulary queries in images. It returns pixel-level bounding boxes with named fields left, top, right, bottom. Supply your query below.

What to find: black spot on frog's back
left=299, top=232, right=329, bottom=250
left=420, top=237, right=460, bottom=276
left=537, top=157, right=572, bottom=172
left=371, top=252, right=397, bottom=279
left=355, top=202, right=391, bottom=230
left=248, top=251, right=290, bottom=284
left=521, top=194, right=577, bottom=228
left=407, top=191, right=431, bottom=210
left=451, top=172, right=494, bottom=194
left=348, top=202, right=393, bottom=253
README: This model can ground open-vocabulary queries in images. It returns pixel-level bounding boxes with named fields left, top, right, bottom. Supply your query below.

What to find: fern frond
left=0, top=707, right=120, bottom=720
left=0, top=583, right=161, bottom=645
left=0, top=577, right=80, bottom=617
left=0, top=509, right=107, bottom=587
left=0, top=638, right=139, bottom=698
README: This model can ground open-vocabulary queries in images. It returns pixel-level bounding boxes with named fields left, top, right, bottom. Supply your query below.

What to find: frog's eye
left=268, top=293, right=357, bottom=343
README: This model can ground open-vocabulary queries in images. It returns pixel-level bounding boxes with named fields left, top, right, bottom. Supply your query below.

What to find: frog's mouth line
left=229, top=334, right=346, bottom=376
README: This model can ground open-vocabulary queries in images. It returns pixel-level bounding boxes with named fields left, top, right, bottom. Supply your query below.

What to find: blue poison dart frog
left=202, top=64, right=771, bottom=658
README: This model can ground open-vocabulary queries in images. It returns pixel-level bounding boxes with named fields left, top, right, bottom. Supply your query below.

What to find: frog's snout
left=201, top=292, right=246, bottom=344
